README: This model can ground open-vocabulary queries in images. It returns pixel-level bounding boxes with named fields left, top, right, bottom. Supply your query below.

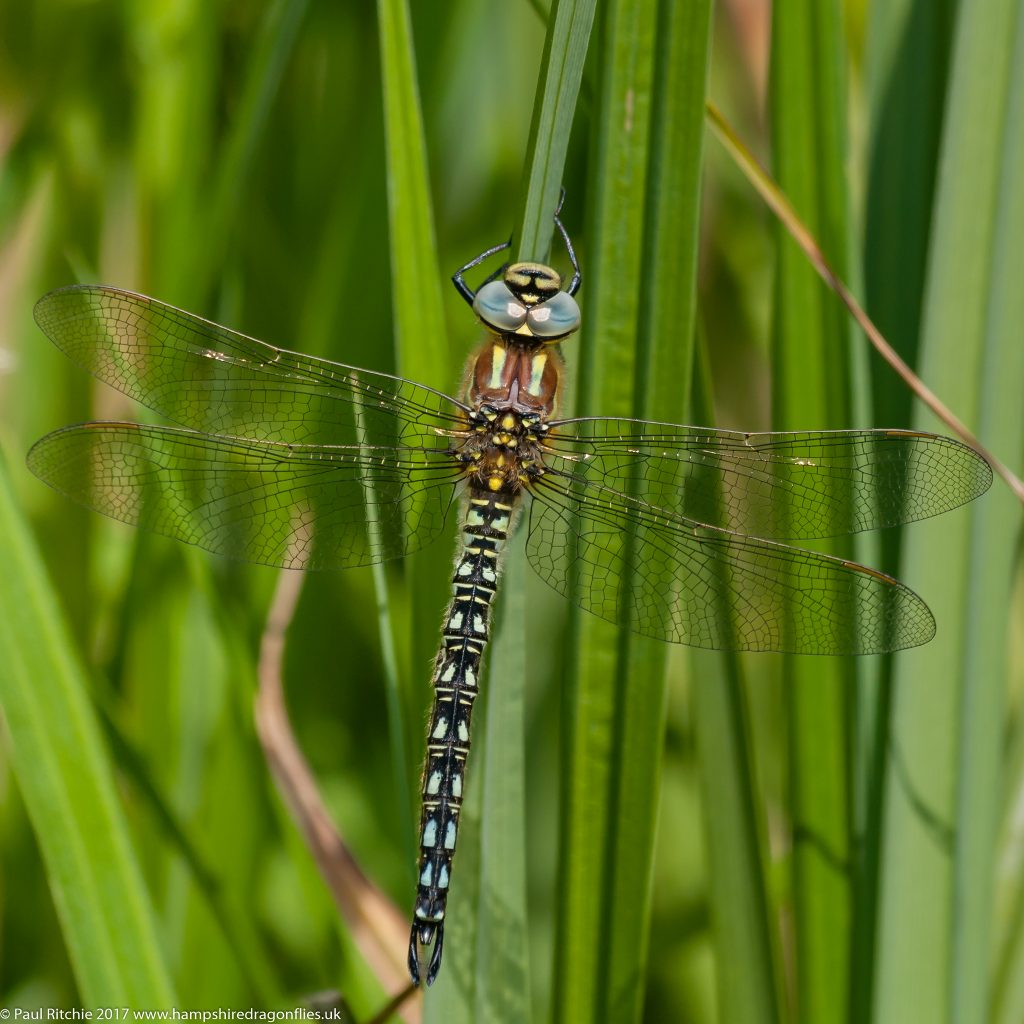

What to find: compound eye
left=473, top=281, right=528, bottom=332
left=526, top=290, right=581, bottom=340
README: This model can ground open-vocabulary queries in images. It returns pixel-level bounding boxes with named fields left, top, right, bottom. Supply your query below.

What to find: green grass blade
left=377, top=0, right=448, bottom=391
left=689, top=646, right=782, bottom=1024
left=875, top=4, right=1024, bottom=1022
left=864, top=0, right=956, bottom=423
left=554, top=2, right=658, bottom=1019
left=473, top=541, right=531, bottom=1020
left=376, top=0, right=452, bottom=918
left=604, top=0, right=712, bottom=1019
left=0, top=456, right=175, bottom=1006
left=516, top=0, right=598, bottom=260
left=769, top=2, right=853, bottom=1022
left=553, top=0, right=710, bottom=1018
left=689, top=333, right=782, bottom=1023
left=858, top=5, right=958, bottom=1020
left=458, top=14, right=595, bottom=1012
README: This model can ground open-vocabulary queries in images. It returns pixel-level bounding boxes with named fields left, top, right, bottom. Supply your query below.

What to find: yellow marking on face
left=488, top=344, right=507, bottom=389
left=527, top=351, right=549, bottom=396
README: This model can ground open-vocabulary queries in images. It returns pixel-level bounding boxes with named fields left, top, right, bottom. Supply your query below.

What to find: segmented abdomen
left=408, top=488, right=516, bottom=985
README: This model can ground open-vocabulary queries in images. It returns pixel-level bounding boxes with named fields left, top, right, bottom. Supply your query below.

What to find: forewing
left=33, top=286, right=467, bottom=446
left=544, top=418, right=992, bottom=540
left=524, top=470, right=935, bottom=654
left=27, top=423, right=462, bottom=570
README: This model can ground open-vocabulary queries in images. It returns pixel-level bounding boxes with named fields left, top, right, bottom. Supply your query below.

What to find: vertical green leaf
left=461, top=6, right=596, bottom=1014
left=770, top=2, right=853, bottom=1022
left=875, top=4, right=1024, bottom=1023
left=0, top=458, right=175, bottom=1007
left=553, top=0, right=712, bottom=1019
left=376, top=0, right=451, bottom=903
left=554, top=1, right=658, bottom=1020
left=690, top=279, right=782, bottom=1024
left=473, top=541, right=531, bottom=1021
left=864, top=0, right=956, bottom=420
left=516, top=0, right=598, bottom=261
left=858, top=4, right=958, bottom=1020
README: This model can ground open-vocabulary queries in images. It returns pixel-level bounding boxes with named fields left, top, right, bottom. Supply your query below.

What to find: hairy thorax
left=456, top=338, right=562, bottom=494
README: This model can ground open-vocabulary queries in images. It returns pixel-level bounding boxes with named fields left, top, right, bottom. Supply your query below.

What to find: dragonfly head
left=473, top=262, right=581, bottom=343
left=504, top=261, right=561, bottom=305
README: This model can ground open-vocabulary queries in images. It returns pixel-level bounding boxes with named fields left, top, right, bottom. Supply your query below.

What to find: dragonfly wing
left=28, top=423, right=462, bottom=569
left=523, top=470, right=935, bottom=654
left=34, top=286, right=467, bottom=446
left=544, top=418, right=992, bottom=540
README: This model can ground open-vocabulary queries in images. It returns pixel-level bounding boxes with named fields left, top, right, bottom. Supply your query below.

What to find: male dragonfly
left=28, top=211, right=991, bottom=985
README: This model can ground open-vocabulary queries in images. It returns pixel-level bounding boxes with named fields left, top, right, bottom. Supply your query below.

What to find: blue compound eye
left=526, top=290, right=581, bottom=340
left=473, top=281, right=528, bottom=332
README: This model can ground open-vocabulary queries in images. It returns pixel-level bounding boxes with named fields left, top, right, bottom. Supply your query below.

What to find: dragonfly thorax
left=466, top=336, right=562, bottom=417
left=458, top=405, right=549, bottom=494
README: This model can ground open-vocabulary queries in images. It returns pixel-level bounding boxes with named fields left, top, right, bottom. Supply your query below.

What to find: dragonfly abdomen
left=408, top=487, right=517, bottom=985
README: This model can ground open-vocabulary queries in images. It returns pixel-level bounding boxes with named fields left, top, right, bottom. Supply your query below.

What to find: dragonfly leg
left=452, top=237, right=512, bottom=306
left=453, top=197, right=580, bottom=303
left=554, top=190, right=582, bottom=297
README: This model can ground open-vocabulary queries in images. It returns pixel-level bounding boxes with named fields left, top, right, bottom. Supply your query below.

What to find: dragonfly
left=28, top=210, right=991, bottom=987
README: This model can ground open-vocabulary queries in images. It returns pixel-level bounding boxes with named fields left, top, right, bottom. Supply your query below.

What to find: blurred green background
left=0, top=1, right=1022, bottom=1022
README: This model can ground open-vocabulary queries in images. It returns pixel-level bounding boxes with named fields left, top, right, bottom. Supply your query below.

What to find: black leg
left=554, top=189, right=582, bottom=296
left=451, top=191, right=581, bottom=304
left=452, top=237, right=512, bottom=306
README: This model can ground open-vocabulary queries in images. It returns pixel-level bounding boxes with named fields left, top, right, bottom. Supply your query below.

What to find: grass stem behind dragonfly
left=27, top=210, right=991, bottom=986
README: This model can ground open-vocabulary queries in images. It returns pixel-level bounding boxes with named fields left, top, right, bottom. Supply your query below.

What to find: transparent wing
left=33, top=286, right=468, bottom=446
left=544, top=418, right=992, bottom=540
left=27, top=423, right=463, bottom=570
left=524, top=469, right=935, bottom=654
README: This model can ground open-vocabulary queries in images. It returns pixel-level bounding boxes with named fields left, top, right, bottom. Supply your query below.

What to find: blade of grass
left=597, top=1, right=713, bottom=1020
left=467, top=11, right=597, bottom=1007
left=516, top=0, right=598, bottom=260
left=376, top=0, right=452, bottom=932
left=187, top=0, right=312, bottom=302
left=472, top=538, right=530, bottom=1020
left=690, top=337, right=783, bottom=1024
left=856, top=6, right=958, bottom=1020
left=554, top=0, right=658, bottom=1019
left=0, top=454, right=175, bottom=1007
left=875, top=4, right=1024, bottom=1022
left=769, top=4, right=853, bottom=1023
left=864, top=0, right=956, bottom=425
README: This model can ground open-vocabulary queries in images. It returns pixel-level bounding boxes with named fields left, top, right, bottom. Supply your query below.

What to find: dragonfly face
left=27, top=209, right=992, bottom=989
left=472, top=261, right=581, bottom=342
